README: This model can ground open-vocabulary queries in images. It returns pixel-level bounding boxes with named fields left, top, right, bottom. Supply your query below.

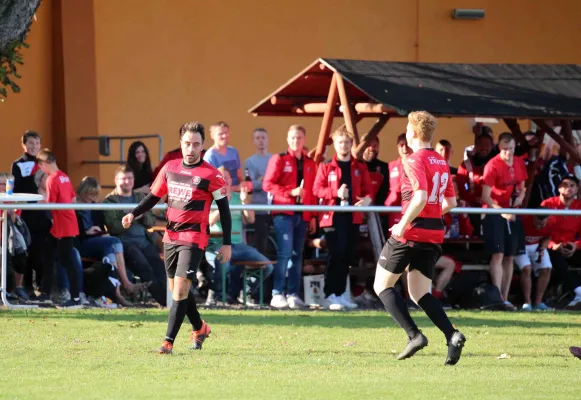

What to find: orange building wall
left=91, top=0, right=581, bottom=185
left=2, top=0, right=581, bottom=185
left=0, top=2, right=53, bottom=171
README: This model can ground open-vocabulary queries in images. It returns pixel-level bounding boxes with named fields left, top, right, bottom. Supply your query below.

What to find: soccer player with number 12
left=373, top=111, right=466, bottom=365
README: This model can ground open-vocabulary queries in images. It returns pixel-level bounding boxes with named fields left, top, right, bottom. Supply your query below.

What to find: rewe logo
left=168, top=183, right=192, bottom=201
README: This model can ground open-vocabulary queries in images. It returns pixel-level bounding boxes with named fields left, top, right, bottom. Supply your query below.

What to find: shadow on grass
left=2, top=308, right=581, bottom=330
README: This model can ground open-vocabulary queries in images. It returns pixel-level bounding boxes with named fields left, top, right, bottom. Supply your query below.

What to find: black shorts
left=378, top=237, right=442, bottom=279
left=482, top=214, right=522, bottom=256
left=163, top=243, right=205, bottom=280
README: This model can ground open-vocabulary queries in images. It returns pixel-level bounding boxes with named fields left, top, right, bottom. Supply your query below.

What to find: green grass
left=1, top=309, right=580, bottom=399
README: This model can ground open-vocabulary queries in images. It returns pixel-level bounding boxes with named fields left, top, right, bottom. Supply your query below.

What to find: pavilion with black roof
left=249, top=58, right=581, bottom=206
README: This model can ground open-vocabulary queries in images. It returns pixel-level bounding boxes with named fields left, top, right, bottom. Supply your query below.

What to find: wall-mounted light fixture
left=452, top=9, right=485, bottom=20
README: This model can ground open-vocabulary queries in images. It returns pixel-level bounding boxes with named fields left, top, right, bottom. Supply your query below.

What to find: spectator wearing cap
left=481, top=132, right=528, bottom=311
left=541, top=175, right=581, bottom=310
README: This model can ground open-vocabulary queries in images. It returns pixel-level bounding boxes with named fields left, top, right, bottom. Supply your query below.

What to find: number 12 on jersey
left=428, top=172, right=449, bottom=205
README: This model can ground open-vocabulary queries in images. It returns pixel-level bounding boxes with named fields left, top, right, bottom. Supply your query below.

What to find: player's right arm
left=123, top=164, right=168, bottom=228
left=391, top=159, right=428, bottom=237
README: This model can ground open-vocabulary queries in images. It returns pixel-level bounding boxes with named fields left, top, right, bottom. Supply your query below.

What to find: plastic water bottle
left=450, top=214, right=460, bottom=239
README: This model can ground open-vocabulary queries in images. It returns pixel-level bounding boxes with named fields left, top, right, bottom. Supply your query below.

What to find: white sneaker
left=79, top=292, right=91, bottom=306
left=270, top=294, right=288, bottom=308
left=338, top=292, right=358, bottom=310
left=324, top=294, right=344, bottom=311
left=287, top=294, right=305, bottom=309
left=566, top=295, right=581, bottom=310
left=59, top=289, right=71, bottom=303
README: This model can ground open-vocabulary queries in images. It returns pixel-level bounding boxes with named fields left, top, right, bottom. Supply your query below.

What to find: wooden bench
left=227, top=260, right=275, bottom=308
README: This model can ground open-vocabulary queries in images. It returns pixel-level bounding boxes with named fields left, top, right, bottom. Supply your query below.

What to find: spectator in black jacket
left=11, top=131, right=51, bottom=299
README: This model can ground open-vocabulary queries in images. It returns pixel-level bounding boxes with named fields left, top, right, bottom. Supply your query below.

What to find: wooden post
left=522, top=127, right=546, bottom=208
left=560, top=120, right=574, bottom=147
left=534, top=119, right=581, bottom=164
left=314, top=74, right=339, bottom=164
left=354, top=115, right=390, bottom=159
left=503, top=118, right=528, bottom=147
left=336, top=73, right=361, bottom=147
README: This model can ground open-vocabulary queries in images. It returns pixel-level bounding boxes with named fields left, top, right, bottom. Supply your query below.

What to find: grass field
left=1, top=308, right=580, bottom=399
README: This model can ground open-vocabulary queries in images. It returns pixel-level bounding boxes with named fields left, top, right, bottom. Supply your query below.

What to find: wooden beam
left=314, top=73, right=339, bottom=164
left=560, top=119, right=574, bottom=147
left=336, top=73, right=360, bottom=147
left=502, top=118, right=528, bottom=147
left=534, top=119, right=581, bottom=164
left=522, top=128, right=546, bottom=208
left=270, top=96, right=327, bottom=105
left=353, top=103, right=396, bottom=114
left=354, top=115, right=390, bottom=160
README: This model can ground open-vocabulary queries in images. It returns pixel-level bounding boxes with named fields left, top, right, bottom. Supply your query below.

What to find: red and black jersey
left=151, top=159, right=226, bottom=249
left=401, top=149, right=455, bottom=243
left=541, top=196, right=581, bottom=249
left=521, top=214, right=552, bottom=245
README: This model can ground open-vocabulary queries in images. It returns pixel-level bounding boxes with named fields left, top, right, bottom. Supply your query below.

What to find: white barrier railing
left=3, top=201, right=581, bottom=309
left=1, top=203, right=581, bottom=216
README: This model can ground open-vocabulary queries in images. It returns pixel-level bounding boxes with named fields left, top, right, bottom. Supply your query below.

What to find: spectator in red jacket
left=263, top=124, right=317, bottom=309
left=385, top=133, right=412, bottom=228
left=314, top=126, right=372, bottom=310
left=541, top=175, right=581, bottom=310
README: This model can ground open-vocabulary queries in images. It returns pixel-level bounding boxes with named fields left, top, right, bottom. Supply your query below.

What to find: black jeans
left=548, top=249, right=581, bottom=293
left=123, top=240, right=167, bottom=306
left=323, top=214, right=359, bottom=297
left=43, top=236, right=80, bottom=298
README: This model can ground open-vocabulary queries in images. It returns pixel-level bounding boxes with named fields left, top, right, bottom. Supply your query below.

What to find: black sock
left=164, top=299, right=188, bottom=344
left=417, top=293, right=456, bottom=342
left=378, top=287, right=420, bottom=339
left=186, top=290, right=203, bottom=331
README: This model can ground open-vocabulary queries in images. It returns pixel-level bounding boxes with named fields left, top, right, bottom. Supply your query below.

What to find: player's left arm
left=210, top=171, right=232, bottom=246
left=442, top=166, right=457, bottom=214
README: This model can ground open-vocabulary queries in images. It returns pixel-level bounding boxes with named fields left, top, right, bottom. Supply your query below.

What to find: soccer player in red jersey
left=374, top=111, right=466, bottom=365
left=122, top=121, right=232, bottom=354
left=481, top=132, right=527, bottom=310
left=36, top=149, right=83, bottom=308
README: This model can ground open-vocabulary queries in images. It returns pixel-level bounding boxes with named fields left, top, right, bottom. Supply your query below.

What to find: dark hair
left=396, top=133, right=407, bottom=144
left=438, top=139, right=452, bottom=148
left=127, top=141, right=153, bottom=184
left=36, top=148, right=56, bottom=163
left=23, top=130, right=41, bottom=144
left=115, top=164, right=133, bottom=177
left=534, top=206, right=550, bottom=220
left=560, top=174, right=579, bottom=186
left=179, top=121, right=205, bottom=142
left=498, top=132, right=514, bottom=144
left=253, top=128, right=268, bottom=136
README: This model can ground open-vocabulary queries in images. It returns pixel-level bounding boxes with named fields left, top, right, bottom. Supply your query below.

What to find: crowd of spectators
left=2, top=121, right=581, bottom=312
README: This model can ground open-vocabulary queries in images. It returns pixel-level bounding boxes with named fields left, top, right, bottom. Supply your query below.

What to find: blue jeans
left=57, top=248, right=85, bottom=293
left=272, top=214, right=307, bottom=296
left=208, top=243, right=274, bottom=299
left=79, top=236, right=124, bottom=263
